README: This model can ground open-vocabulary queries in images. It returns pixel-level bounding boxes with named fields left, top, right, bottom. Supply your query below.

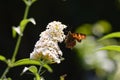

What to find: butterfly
left=64, top=31, right=86, bottom=48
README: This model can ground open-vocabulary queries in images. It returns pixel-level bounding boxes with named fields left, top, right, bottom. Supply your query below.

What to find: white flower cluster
left=30, top=21, right=67, bottom=63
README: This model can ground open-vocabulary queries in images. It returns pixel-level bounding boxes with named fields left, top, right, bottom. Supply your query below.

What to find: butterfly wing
left=72, top=33, right=86, bottom=42
left=64, top=31, right=86, bottom=48
left=65, top=31, right=76, bottom=48
left=65, top=39, right=76, bottom=48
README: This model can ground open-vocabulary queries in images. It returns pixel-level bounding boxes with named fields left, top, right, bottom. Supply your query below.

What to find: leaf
left=0, top=55, right=6, bottom=62
left=20, top=18, right=36, bottom=32
left=99, top=45, right=120, bottom=52
left=21, top=66, right=40, bottom=80
left=99, top=32, right=120, bottom=41
left=60, top=74, right=67, bottom=80
left=43, top=64, right=53, bottom=72
left=20, top=19, right=29, bottom=32
left=7, top=77, right=12, bottom=80
left=29, top=66, right=38, bottom=74
left=13, top=58, right=40, bottom=66
left=0, top=78, right=12, bottom=80
left=12, top=27, right=17, bottom=38
left=13, top=58, right=53, bottom=72
left=75, top=24, right=93, bottom=35
left=93, top=20, right=112, bottom=34
left=22, top=66, right=38, bottom=74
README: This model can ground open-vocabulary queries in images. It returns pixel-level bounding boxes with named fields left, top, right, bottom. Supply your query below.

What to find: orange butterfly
left=65, top=31, right=86, bottom=48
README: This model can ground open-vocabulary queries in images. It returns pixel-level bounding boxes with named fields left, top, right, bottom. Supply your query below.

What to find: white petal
left=29, top=18, right=36, bottom=25
left=23, top=67, right=29, bottom=73
left=13, top=26, right=23, bottom=36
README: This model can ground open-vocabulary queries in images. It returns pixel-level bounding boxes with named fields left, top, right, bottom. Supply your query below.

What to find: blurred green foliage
left=73, top=20, right=120, bottom=80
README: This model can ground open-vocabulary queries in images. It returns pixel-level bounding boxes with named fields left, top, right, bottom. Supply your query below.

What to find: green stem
left=0, top=67, right=10, bottom=79
left=38, top=65, right=43, bottom=74
left=1, top=3, right=31, bottom=79
left=23, top=5, right=30, bottom=19
left=11, top=36, right=22, bottom=62
left=37, top=64, right=43, bottom=80
left=12, top=4, right=30, bottom=63
left=38, top=60, right=46, bottom=75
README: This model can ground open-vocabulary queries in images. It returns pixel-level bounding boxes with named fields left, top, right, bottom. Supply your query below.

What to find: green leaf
left=13, top=58, right=53, bottom=72
left=60, top=74, right=67, bottom=80
left=0, top=78, right=12, bottom=80
left=20, top=18, right=36, bottom=32
left=7, top=77, right=12, bottom=80
left=75, top=24, right=93, bottom=35
left=29, top=66, right=38, bottom=74
left=99, top=32, right=120, bottom=41
left=99, top=45, right=120, bottom=52
left=12, top=27, right=17, bottom=38
left=21, top=66, right=40, bottom=80
left=94, top=20, right=112, bottom=34
left=20, top=19, right=29, bottom=32
left=43, top=64, right=53, bottom=72
left=13, top=58, right=42, bottom=67
left=0, top=55, right=6, bottom=62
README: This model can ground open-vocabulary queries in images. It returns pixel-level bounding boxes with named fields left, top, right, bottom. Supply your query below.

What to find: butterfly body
left=65, top=31, right=86, bottom=48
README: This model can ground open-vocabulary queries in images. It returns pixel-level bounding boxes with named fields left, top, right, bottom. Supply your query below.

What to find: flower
left=40, top=21, right=67, bottom=42
left=30, top=21, right=67, bottom=64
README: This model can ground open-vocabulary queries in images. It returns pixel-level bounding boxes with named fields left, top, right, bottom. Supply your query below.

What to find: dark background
left=0, top=0, right=120, bottom=80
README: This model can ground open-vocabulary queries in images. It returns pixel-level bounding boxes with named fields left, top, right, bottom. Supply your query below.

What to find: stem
left=38, top=60, right=45, bottom=74
left=11, top=36, right=22, bottom=62
left=11, top=4, right=30, bottom=63
left=23, top=5, right=30, bottom=19
left=38, top=60, right=47, bottom=78
left=1, top=3, right=31, bottom=79
left=0, top=67, right=10, bottom=79
left=38, top=65, right=43, bottom=74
